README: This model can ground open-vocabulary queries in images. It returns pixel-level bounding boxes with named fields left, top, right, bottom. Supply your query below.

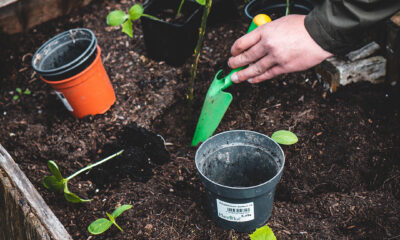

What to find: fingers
left=230, top=55, right=276, bottom=83
left=230, top=30, right=261, bottom=57
left=228, top=42, right=268, bottom=69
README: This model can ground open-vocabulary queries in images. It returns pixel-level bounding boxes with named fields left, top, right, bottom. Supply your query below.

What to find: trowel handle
left=222, top=14, right=272, bottom=90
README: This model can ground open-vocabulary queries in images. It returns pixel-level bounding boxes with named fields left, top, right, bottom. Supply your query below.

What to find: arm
left=228, top=0, right=400, bottom=84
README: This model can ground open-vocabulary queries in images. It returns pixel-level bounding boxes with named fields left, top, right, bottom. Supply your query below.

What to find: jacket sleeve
left=304, top=0, right=400, bottom=55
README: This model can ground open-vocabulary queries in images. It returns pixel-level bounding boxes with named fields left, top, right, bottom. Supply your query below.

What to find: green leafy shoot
left=88, top=204, right=133, bottom=235
left=13, top=88, right=31, bottom=101
left=271, top=130, right=298, bottom=145
left=249, top=225, right=277, bottom=240
left=106, top=4, right=159, bottom=38
left=42, top=150, right=124, bottom=203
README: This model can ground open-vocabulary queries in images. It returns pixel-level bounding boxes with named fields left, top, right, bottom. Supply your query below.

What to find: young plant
left=42, top=150, right=124, bottom=203
left=188, top=0, right=212, bottom=102
left=270, top=130, right=298, bottom=145
left=249, top=225, right=277, bottom=240
left=88, top=204, right=133, bottom=235
left=13, top=87, right=31, bottom=101
left=106, top=0, right=205, bottom=38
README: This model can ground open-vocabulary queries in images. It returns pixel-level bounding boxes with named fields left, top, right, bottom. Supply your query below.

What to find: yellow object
left=253, top=14, right=272, bottom=26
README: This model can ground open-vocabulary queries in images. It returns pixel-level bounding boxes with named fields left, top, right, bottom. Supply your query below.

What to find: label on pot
left=55, top=91, right=73, bottom=112
left=216, top=199, right=254, bottom=222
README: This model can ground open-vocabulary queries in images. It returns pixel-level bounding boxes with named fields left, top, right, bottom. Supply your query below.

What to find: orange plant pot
left=41, top=46, right=116, bottom=118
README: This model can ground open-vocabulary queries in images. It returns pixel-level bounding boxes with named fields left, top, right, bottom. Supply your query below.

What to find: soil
left=1, top=0, right=399, bottom=239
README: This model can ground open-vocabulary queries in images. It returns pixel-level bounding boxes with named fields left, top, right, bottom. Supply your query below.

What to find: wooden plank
left=315, top=42, right=386, bottom=92
left=0, top=0, right=92, bottom=34
left=0, top=0, right=18, bottom=8
left=0, top=144, right=71, bottom=240
left=386, top=16, right=400, bottom=85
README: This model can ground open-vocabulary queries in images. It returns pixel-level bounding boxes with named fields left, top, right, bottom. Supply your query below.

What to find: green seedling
left=270, top=130, right=298, bottom=145
left=88, top=204, right=133, bottom=235
left=249, top=225, right=276, bottom=240
left=42, top=150, right=124, bottom=203
left=13, top=87, right=31, bottom=101
left=106, top=0, right=205, bottom=37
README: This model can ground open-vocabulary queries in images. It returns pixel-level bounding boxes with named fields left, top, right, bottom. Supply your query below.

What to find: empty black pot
left=195, top=130, right=285, bottom=232
left=32, top=28, right=97, bottom=81
left=245, top=0, right=313, bottom=19
left=141, top=0, right=203, bottom=66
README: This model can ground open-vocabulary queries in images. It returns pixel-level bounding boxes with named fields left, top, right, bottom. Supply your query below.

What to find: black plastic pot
left=141, top=0, right=203, bottom=66
left=245, top=0, right=313, bottom=20
left=32, top=28, right=97, bottom=81
left=195, top=130, right=285, bottom=232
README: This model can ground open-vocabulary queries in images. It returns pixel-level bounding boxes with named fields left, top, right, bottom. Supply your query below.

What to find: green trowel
left=191, top=14, right=272, bottom=146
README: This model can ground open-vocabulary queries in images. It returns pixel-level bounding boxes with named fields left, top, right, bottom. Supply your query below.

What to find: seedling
left=270, top=130, right=298, bottom=145
left=42, top=150, right=124, bottom=203
left=249, top=225, right=276, bottom=240
left=13, top=87, right=31, bottom=101
left=106, top=0, right=205, bottom=37
left=88, top=204, right=133, bottom=235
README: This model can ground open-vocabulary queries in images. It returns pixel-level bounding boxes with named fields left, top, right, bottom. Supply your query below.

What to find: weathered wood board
left=0, top=0, right=92, bottom=34
left=0, top=144, right=71, bottom=240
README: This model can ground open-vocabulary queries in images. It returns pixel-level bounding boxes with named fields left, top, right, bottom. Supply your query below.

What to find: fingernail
left=247, top=78, right=254, bottom=83
left=231, top=74, right=238, bottom=83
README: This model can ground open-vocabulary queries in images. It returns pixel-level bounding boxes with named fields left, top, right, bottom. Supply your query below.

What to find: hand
left=228, top=14, right=333, bottom=84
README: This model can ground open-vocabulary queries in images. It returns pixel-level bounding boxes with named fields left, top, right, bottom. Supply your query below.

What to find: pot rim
left=195, top=130, right=285, bottom=191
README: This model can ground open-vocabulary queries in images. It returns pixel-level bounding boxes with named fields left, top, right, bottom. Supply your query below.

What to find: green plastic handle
left=222, top=17, right=268, bottom=89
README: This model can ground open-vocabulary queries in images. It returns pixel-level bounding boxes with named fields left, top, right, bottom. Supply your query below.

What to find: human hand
left=228, top=14, right=333, bottom=84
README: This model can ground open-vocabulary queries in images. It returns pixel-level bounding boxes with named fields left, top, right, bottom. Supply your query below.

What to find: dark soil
left=1, top=0, right=399, bottom=239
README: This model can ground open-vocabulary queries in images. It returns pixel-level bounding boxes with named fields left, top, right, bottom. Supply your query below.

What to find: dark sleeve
left=304, top=0, right=400, bottom=55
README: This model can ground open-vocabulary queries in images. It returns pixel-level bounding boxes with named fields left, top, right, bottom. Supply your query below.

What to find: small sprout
left=271, top=130, right=298, bottom=145
left=13, top=88, right=31, bottom=101
left=43, top=150, right=124, bottom=203
left=88, top=204, right=133, bottom=235
left=249, top=225, right=276, bottom=240
left=106, top=4, right=158, bottom=38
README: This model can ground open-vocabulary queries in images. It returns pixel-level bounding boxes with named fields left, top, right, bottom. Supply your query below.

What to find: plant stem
left=188, top=0, right=212, bottom=101
left=142, top=13, right=160, bottom=21
left=66, top=150, right=124, bottom=181
left=176, top=0, right=185, bottom=18
left=113, top=221, right=124, bottom=232
left=286, top=0, right=290, bottom=15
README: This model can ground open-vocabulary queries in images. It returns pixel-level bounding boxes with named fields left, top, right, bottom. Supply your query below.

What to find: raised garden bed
left=1, top=0, right=400, bottom=239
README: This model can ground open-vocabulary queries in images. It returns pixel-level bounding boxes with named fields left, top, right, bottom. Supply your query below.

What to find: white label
left=55, top=91, right=73, bottom=112
left=217, top=199, right=254, bottom=222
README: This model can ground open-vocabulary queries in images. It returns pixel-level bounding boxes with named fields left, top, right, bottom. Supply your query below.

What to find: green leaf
left=195, top=0, right=206, bottom=5
left=106, top=10, right=128, bottom=26
left=42, top=176, right=64, bottom=191
left=121, top=19, right=133, bottom=38
left=249, top=225, right=277, bottom=240
left=64, top=191, right=92, bottom=203
left=13, top=95, right=19, bottom=100
left=128, top=4, right=144, bottom=20
left=47, top=160, right=63, bottom=181
left=15, top=88, right=22, bottom=94
left=88, top=218, right=113, bottom=235
left=111, top=204, right=133, bottom=218
left=23, top=89, right=31, bottom=95
left=271, top=130, right=298, bottom=145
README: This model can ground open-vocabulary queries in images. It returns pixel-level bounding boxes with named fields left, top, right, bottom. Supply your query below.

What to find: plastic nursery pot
left=41, top=46, right=116, bottom=119
left=32, top=28, right=97, bottom=81
left=245, top=0, right=313, bottom=20
left=195, top=130, right=285, bottom=232
left=141, top=0, right=203, bottom=66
